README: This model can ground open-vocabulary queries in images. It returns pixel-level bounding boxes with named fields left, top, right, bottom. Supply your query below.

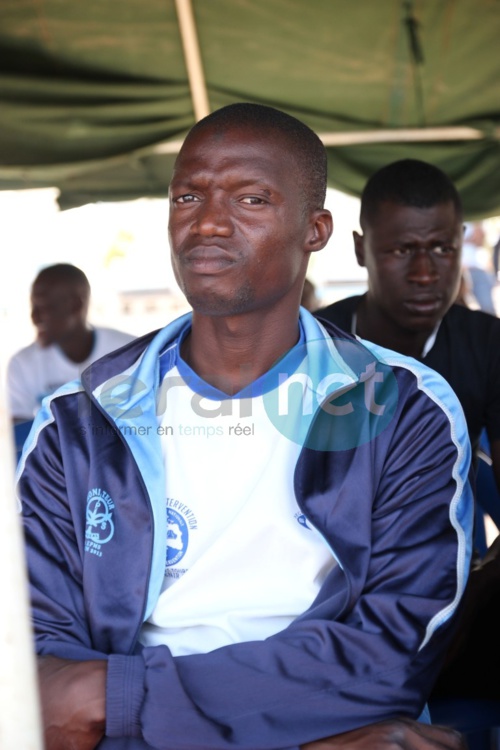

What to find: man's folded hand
left=38, top=654, right=107, bottom=750
left=301, top=717, right=466, bottom=750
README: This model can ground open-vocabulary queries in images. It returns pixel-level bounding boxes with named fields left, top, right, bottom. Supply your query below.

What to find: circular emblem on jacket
left=166, top=508, right=188, bottom=566
left=85, top=489, right=115, bottom=545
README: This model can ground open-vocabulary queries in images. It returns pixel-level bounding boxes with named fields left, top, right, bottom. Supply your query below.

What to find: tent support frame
left=174, top=0, right=210, bottom=121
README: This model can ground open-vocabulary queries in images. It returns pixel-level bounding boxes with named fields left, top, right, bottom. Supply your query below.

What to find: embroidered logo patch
left=166, top=507, right=189, bottom=566
left=85, top=488, right=115, bottom=557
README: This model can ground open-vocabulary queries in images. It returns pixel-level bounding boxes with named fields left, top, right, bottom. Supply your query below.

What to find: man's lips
left=403, top=296, right=443, bottom=315
left=180, top=246, right=236, bottom=273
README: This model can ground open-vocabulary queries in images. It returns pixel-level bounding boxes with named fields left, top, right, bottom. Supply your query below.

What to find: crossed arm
left=26, top=364, right=474, bottom=750
left=38, top=655, right=467, bottom=750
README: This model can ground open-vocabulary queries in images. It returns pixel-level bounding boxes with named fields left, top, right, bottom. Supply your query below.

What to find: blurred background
left=1, top=0, right=499, bottom=374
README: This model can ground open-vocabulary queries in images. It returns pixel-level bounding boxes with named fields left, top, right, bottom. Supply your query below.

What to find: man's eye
left=173, top=194, right=199, bottom=204
left=432, top=245, right=455, bottom=256
left=392, top=247, right=411, bottom=256
left=240, top=196, right=267, bottom=205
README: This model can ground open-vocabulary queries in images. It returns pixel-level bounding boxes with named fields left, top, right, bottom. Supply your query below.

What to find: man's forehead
left=171, top=128, right=295, bottom=188
left=177, top=123, right=283, bottom=161
left=189, top=118, right=276, bottom=141
left=31, top=278, right=72, bottom=297
left=367, top=200, right=462, bottom=232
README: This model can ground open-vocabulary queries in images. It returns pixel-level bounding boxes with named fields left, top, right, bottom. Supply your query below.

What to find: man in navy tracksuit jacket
left=18, top=104, right=473, bottom=750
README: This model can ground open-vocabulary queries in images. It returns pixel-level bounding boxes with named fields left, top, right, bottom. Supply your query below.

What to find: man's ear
left=305, top=209, right=333, bottom=254
left=353, top=231, right=366, bottom=267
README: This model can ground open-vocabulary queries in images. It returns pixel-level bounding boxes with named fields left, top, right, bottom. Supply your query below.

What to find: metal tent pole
left=174, top=0, right=210, bottom=121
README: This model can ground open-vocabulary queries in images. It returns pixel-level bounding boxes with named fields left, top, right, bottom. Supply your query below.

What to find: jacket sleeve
left=19, top=403, right=303, bottom=750
left=19, top=407, right=110, bottom=664
left=104, top=366, right=474, bottom=750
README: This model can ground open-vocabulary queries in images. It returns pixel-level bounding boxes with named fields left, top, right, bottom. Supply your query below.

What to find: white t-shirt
left=139, top=324, right=337, bottom=656
left=7, top=326, right=134, bottom=420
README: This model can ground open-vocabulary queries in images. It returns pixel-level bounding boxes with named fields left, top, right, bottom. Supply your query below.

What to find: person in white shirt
left=7, top=263, right=134, bottom=423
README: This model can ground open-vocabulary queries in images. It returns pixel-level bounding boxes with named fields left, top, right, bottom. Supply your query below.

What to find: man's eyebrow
left=237, top=180, right=274, bottom=194
left=171, top=175, right=277, bottom=193
left=394, top=236, right=460, bottom=248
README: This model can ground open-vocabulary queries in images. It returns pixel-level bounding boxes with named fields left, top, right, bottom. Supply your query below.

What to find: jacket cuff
left=106, top=654, right=145, bottom=738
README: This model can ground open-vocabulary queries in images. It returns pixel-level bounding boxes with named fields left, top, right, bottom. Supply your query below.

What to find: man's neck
left=355, top=298, right=431, bottom=360
left=58, top=327, right=94, bottom=364
left=182, top=310, right=301, bottom=395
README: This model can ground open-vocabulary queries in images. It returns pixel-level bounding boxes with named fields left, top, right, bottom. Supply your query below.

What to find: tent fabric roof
left=0, top=0, right=499, bottom=216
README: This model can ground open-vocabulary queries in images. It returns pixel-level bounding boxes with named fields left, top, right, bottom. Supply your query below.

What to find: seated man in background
left=316, top=159, right=500, bottom=498
left=315, top=158, right=500, bottom=705
left=20, top=105, right=473, bottom=750
left=7, top=262, right=134, bottom=423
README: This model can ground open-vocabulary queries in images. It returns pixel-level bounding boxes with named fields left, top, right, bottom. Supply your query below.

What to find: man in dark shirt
left=316, top=158, right=500, bottom=706
left=316, top=158, right=500, bottom=493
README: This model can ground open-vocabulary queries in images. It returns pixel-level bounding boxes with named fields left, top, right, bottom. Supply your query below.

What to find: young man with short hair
left=316, top=158, right=500, bottom=705
left=317, top=159, right=500, bottom=491
left=19, top=109, right=472, bottom=750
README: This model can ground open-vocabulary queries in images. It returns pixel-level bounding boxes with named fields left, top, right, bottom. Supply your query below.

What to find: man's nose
left=407, top=249, right=439, bottom=283
left=192, top=197, right=233, bottom=236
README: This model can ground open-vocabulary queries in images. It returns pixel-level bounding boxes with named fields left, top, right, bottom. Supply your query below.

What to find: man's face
left=355, top=201, right=463, bottom=333
left=30, top=278, right=79, bottom=347
left=168, top=124, right=331, bottom=317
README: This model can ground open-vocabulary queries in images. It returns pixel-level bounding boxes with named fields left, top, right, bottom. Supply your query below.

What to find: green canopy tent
left=0, top=0, right=499, bottom=216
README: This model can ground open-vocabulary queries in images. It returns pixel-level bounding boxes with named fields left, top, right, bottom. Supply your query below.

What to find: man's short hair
left=187, top=103, right=327, bottom=212
left=360, top=159, right=463, bottom=228
left=35, top=263, right=91, bottom=297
